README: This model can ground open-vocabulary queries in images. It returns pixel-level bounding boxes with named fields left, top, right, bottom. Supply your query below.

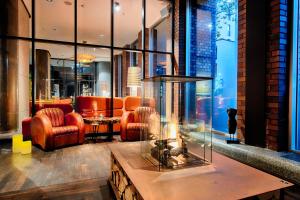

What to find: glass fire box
left=140, top=75, right=213, bottom=171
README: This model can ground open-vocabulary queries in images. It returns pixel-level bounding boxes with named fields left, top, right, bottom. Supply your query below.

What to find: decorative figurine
left=226, top=108, right=240, bottom=144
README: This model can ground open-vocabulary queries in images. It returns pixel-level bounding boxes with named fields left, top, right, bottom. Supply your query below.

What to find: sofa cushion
left=53, top=125, right=79, bottom=135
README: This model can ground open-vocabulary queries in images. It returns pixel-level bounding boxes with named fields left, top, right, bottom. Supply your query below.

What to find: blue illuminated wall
left=292, top=0, right=300, bottom=151
left=188, top=0, right=238, bottom=134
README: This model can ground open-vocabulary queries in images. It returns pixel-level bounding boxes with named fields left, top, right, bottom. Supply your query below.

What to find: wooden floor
left=0, top=140, right=116, bottom=199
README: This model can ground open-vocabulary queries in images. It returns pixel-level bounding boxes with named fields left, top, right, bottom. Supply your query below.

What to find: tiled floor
left=0, top=139, right=116, bottom=199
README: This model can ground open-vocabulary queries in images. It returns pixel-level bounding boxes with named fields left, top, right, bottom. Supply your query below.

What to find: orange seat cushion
left=53, top=125, right=79, bottom=135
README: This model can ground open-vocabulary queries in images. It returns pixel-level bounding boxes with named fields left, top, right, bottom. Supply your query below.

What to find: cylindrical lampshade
left=127, top=67, right=141, bottom=87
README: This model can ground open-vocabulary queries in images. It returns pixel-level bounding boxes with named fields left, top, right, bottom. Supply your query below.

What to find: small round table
left=84, top=117, right=121, bottom=141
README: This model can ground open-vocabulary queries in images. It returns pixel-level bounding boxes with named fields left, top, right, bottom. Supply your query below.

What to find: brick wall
left=190, top=0, right=216, bottom=77
left=265, top=0, right=289, bottom=151
left=237, top=0, right=246, bottom=141
left=237, top=0, right=289, bottom=150
left=174, top=0, right=186, bottom=75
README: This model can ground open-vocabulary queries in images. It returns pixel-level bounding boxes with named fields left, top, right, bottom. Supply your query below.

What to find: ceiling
left=24, top=0, right=169, bottom=60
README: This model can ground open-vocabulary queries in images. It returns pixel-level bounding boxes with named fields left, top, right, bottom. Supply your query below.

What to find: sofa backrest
left=123, top=96, right=141, bottom=111
left=37, top=108, right=64, bottom=127
left=123, top=96, right=156, bottom=112
left=76, top=96, right=123, bottom=117
left=30, top=101, right=73, bottom=115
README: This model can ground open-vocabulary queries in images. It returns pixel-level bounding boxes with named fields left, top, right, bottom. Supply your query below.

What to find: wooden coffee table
left=84, top=117, right=121, bottom=141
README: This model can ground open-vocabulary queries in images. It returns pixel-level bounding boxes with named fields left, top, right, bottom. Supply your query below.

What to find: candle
left=12, top=134, right=23, bottom=153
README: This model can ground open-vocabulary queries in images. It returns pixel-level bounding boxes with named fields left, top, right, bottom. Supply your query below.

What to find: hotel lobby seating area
left=2, top=0, right=300, bottom=199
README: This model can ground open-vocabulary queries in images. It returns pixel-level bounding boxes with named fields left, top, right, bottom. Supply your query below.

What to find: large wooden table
left=108, top=142, right=293, bottom=200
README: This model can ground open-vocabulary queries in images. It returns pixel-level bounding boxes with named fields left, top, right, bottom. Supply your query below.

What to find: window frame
left=290, top=0, right=300, bottom=152
left=0, top=0, right=175, bottom=116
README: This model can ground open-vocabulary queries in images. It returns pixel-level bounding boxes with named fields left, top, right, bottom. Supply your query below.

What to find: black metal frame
left=0, top=0, right=175, bottom=116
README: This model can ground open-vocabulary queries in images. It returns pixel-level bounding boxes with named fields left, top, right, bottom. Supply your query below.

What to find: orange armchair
left=121, top=107, right=155, bottom=141
left=31, top=108, right=84, bottom=151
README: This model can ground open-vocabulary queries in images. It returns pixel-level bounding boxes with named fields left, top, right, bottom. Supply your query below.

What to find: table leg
left=107, top=122, right=114, bottom=141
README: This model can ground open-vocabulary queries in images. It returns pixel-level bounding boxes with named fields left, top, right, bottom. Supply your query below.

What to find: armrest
left=120, top=111, right=135, bottom=141
left=65, top=112, right=85, bottom=144
left=31, top=114, right=53, bottom=150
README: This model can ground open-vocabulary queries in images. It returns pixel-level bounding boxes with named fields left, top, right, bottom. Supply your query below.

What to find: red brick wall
left=237, top=0, right=289, bottom=150
left=174, top=0, right=186, bottom=75
left=237, top=0, right=247, bottom=141
left=265, top=0, right=289, bottom=151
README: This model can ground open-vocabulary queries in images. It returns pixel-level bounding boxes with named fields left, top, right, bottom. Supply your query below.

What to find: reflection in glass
left=36, top=0, right=74, bottom=42
left=77, top=47, right=111, bottom=97
left=78, top=0, right=111, bottom=45
left=189, top=0, right=238, bottom=134
left=113, top=50, right=143, bottom=97
left=114, top=0, right=142, bottom=49
left=141, top=77, right=213, bottom=171
left=146, top=0, right=172, bottom=52
left=35, top=43, right=75, bottom=110
left=146, top=53, right=172, bottom=78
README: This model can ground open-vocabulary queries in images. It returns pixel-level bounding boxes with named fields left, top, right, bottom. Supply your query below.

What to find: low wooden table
left=108, top=142, right=293, bottom=200
left=84, top=117, right=121, bottom=141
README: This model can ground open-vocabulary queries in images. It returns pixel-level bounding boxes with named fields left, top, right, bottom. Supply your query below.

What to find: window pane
left=0, top=39, right=31, bottom=133
left=189, top=0, right=238, bottom=134
left=295, top=0, right=300, bottom=150
left=146, top=0, right=172, bottom=53
left=145, top=53, right=172, bottom=78
left=36, top=0, right=74, bottom=42
left=77, top=47, right=111, bottom=97
left=0, top=0, right=32, bottom=38
left=114, top=50, right=142, bottom=97
left=114, top=0, right=142, bottom=49
left=78, top=0, right=111, bottom=46
left=35, top=43, right=75, bottom=109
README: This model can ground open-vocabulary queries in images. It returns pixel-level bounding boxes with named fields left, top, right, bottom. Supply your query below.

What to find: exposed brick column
left=237, top=0, right=289, bottom=150
left=174, top=0, right=186, bottom=75
left=265, top=0, right=289, bottom=151
left=237, top=0, right=247, bottom=141
left=174, top=0, right=186, bottom=119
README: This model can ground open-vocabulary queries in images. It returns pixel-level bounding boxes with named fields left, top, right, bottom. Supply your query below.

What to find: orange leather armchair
left=121, top=107, right=155, bottom=141
left=31, top=108, right=85, bottom=151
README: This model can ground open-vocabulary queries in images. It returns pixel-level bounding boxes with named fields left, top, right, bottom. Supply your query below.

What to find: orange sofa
left=31, top=108, right=85, bottom=150
left=76, top=96, right=123, bottom=134
left=22, top=101, right=74, bottom=140
left=121, top=96, right=156, bottom=141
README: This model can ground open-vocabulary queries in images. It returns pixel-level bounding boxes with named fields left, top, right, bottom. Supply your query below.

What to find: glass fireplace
left=140, top=75, right=213, bottom=171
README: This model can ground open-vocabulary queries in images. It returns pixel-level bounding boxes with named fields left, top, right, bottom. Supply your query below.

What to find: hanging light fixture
left=77, top=53, right=96, bottom=63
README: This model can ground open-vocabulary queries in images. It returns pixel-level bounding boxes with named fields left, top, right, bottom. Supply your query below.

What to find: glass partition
left=77, top=47, right=111, bottom=97
left=141, top=76, right=213, bottom=171
left=34, top=43, right=75, bottom=110
left=188, top=0, right=238, bottom=134
left=114, top=0, right=142, bottom=49
left=78, top=0, right=111, bottom=46
left=36, top=0, right=74, bottom=42
left=145, top=52, right=172, bottom=78
left=0, top=0, right=175, bottom=135
left=146, top=0, right=172, bottom=53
